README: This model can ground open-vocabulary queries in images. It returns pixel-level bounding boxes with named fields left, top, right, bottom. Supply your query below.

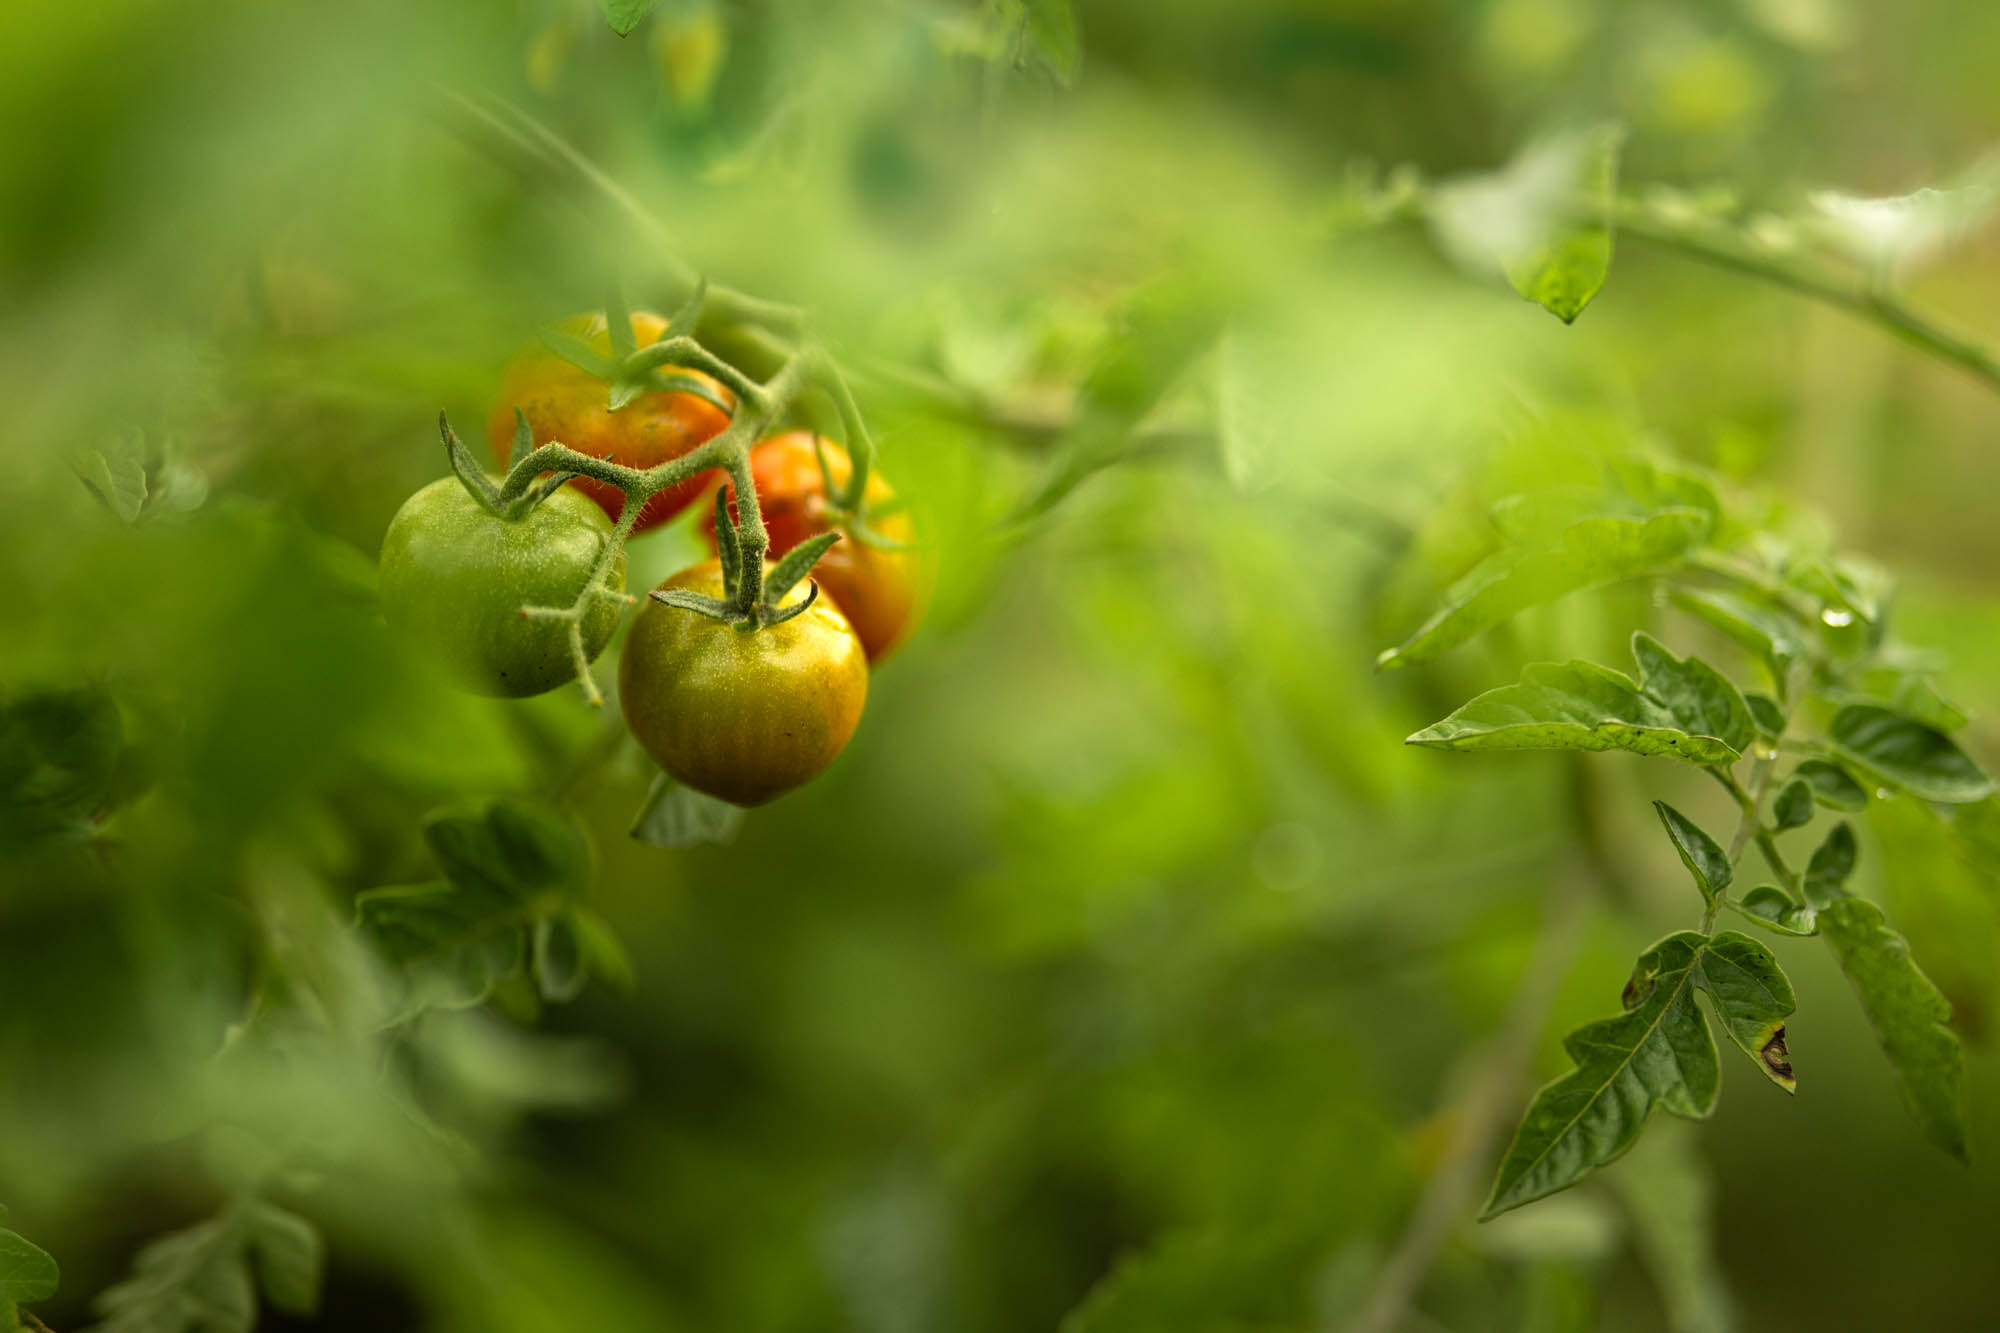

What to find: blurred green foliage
left=4, top=1, right=2000, bottom=1330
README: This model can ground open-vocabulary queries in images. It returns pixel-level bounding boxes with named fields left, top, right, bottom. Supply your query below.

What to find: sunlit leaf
left=1828, top=703, right=1994, bottom=804
left=1021, top=0, right=1081, bottom=87
left=1409, top=635, right=1751, bottom=765
left=1379, top=510, right=1710, bottom=669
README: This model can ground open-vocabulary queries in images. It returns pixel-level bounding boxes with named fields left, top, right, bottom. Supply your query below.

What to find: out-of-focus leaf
left=1773, top=778, right=1815, bottom=831
left=598, top=0, right=667, bottom=38
left=1011, top=275, right=1223, bottom=525
left=630, top=772, right=744, bottom=848
left=1654, top=801, right=1733, bottom=906
left=1802, top=822, right=1859, bottom=910
left=1379, top=510, right=1710, bottom=668
left=1795, top=758, right=1868, bottom=811
left=425, top=799, right=592, bottom=905
left=0, top=687, right=149, bottom=847
left=1428, top=124, right=1624, bottom=322
left=243, top=1203, right=322, bottom=1318
left=0, top=1225, right=59, bottom=1306
left=1810, top=152, right=2000, bottom=275
left=1733, top=885, right=1817, bottom=936
left=533, top=915, right=589, bottom=1004
left=1820, top=897, right=1969, bottom=1158
left=90, top=1215, right=255, bottom=1333
left=1021, top=0, right=1080, bottom=86
left=72, top=430, right=208, bottom=526
left=1058, top=1228, right=1314, bottom=1333
left=1829, top=703, right=1994, bottom=804
left=567, top=907, right=636, bottom=993
left=1604, top=1125, right=1734, bottom=1333
left=1409, top=634, right=1751, bottom=764
left=1743, top=692, right=1786, bottom=738
left=1669, top=585, right=1810, bottom=686
left=355, top=880, right=528, bottom=1017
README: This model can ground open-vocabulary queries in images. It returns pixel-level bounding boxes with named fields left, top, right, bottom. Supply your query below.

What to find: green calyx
left=537, top=280, right=739, bottom=417
left=650, top=485, right=842, bottom=630
left=443, top=411, right=577, bottom=521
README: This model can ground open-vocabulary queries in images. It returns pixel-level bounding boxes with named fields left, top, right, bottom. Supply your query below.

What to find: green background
left=4, top=0, right=1999, bottom=1329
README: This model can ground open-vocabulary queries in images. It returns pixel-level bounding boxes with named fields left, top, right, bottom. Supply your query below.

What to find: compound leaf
left=1483, top=933, right=1719, bottom=1218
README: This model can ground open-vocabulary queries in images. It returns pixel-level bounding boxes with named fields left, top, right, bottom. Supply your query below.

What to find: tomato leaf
left=630, top=772, right=744, bottom=849
left=1668, top=585, right=1812, bottom=689
left=532, top=915, right=588, bottom=1003
left=1378, top=509, right=1711, bottom=669
left=1802, top=826, right=1970, bottom=1158
left=1828, top=703, right=1994, bottom=804
left=91, top=1215, right=255, bottom=1333
left=597, top=0, right=667, bottom=38
left=0, top=1226, right=59, bottom=1307
left=1484, top=930, right=1795, bottom=1217
left=1483, top=933, right=1719, bottom=1218
left=1732, top=885, right=1818, bottom=936
left=1823, top=895, right=1969, bottom=1158
left=1696, top=930, right=1796, bottom=1092
left=356, top=880, right=529, bottom=1017
left=1795, top=757, right=1868, bottom=811
left=243, top=1202, right=322, bottom=1319
left=424, top=799, right=592, bottom=906
left=1409, top=635, right=1751, bottom=765
left=1773, top=777, right=1815, bottom=831
left=1654, top=801, right=1733, bottom=905
left=1427, top=124, right=1624, bottom=323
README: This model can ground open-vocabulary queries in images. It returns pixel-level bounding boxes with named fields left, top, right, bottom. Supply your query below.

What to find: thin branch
left=1612, top=201, right=2000, bottom=396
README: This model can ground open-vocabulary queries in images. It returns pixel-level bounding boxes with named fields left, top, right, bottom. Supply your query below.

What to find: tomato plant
left=700, top=432, right=921, bottom=661
left=487, top=310, right=735, bottom=533
left=620, top=559, right=868, bottom=805
left=378, top=471, right=626, bottom=698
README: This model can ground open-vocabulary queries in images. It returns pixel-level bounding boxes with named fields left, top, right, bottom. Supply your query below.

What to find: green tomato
left=378, top=478, right=626, bottom=697
left=619, top=560, right=869, bottom=805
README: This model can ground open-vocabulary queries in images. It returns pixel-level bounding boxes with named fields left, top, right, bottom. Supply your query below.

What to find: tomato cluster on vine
left=376, top=308, right=922, bottom=809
